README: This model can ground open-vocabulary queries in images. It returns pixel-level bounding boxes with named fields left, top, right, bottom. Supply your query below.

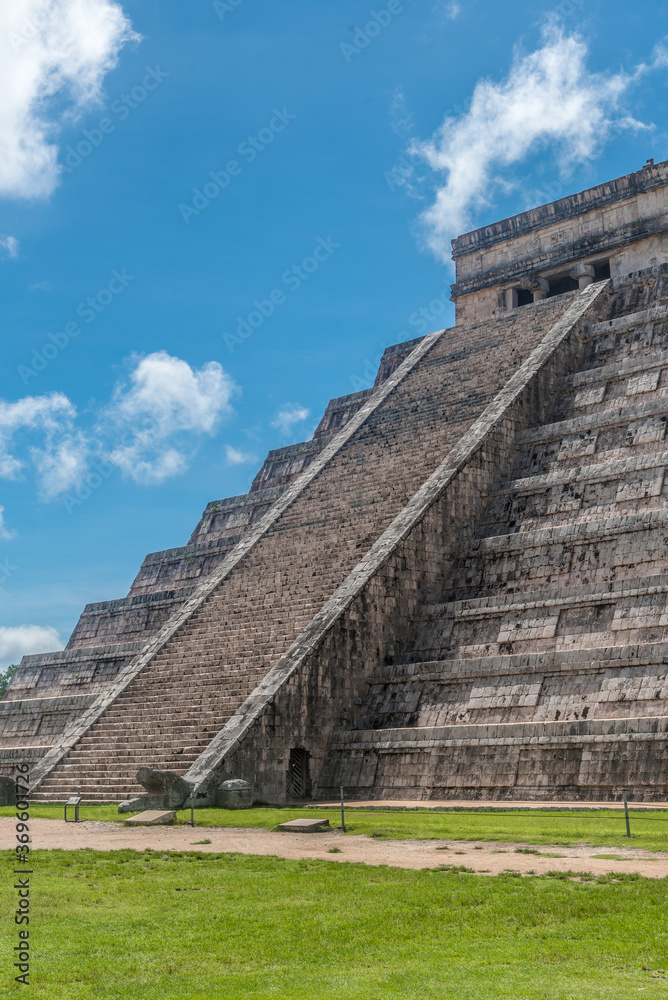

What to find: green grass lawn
left=2, top=849, right=667, bottom=999
left=3, top=803, right=668, bottom=851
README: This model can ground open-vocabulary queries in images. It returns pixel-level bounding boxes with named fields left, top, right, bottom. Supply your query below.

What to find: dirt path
left=5, top=817, right=668, bottom=878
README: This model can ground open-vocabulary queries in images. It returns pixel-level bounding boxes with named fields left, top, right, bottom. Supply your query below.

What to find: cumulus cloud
left=414, top=28, right=647, bottom=260
left=103, top=351, right=238, bottom=484
left=0, top=0, right=138, bottom=199
left=649, top=39, right=668, bottom=70
left=0, top=624, right=62, bottom=668
left=0, top=507, right=16, bottom=540
left=0, top=236, right=19, bottom=259
left=0, top=392, right=81, bottom=493
left=270, top=404, right=310, bottom=437
left=31, top=431, right=90, bottom=499
left=225, top=445, right=258, bottom=466
left=0, top=353, right=239, bottom=497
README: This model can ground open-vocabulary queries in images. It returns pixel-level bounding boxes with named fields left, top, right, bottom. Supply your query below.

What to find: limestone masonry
left=3, top=158, right=668, bottom=804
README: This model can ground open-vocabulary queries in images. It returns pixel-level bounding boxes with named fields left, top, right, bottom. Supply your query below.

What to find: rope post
left=340, top=785, right=346, bottom=832
left=623, top=789, right=631, bottom=838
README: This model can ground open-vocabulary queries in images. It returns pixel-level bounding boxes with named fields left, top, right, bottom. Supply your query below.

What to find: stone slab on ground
left=124, top=810, right=175, bottom=826
left=277, top=817, right=331, bottom=833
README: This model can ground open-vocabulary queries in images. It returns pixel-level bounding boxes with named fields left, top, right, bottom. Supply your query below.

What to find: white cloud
left=103, top=351, right=238, bottom=484
left=0, top=353, right=239, bottom=497
left=0, top=507, right=16, bottom=540
left=0, top=391, right=88, bottom=498
left=442, top=2, right=461, bottom=19
left=414, top=27, right=646, bottom=260
left=270, top=404, right=310, bottom=437
left=0, top=236, right=19, bottom=259
left=0, top=0, right=138, bottom=199
left=225, top=445, right=258, bottom=466
left=31, top=431, right=90, bottom=499
left=0, top=391, right=77, bottom=481
left=0, top=624, right=62, bottom=668
left=649, top=39, right=668, bottom=70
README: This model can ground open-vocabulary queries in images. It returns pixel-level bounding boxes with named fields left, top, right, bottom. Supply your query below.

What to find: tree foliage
left=0, top=664, right=18, bottom=698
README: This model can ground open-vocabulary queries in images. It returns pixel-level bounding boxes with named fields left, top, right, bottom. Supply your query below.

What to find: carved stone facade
left=3, top=160, right=668, bottom=803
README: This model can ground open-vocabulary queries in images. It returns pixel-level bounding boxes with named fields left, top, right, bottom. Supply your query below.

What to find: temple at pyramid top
left=451, top=157, right=668, bottom=325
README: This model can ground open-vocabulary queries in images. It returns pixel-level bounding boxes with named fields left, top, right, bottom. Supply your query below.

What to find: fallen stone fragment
left=276, top=818, right=331, bottom=833
left=125, top=810, right=176, bottom=826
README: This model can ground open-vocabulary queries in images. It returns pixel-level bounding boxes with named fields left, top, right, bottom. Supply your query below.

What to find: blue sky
left=1, top=0, right=667, bottom=666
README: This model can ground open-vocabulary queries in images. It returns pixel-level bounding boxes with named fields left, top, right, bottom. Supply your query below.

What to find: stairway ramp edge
left=183, top=280, right=610, bottom=799
left=28, top=320, right=450, bottom=794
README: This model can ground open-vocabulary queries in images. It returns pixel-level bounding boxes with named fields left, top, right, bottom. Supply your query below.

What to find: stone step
left=489, top=451, right=668, bottom=502
left=480, top=452, right=668, bottom=536
left=412, top=574, right=668, bottom=620
left=402, top=577, right=668, bottom=661
left=0, top=693, right=96, bottom=713
left=376, top=640, right=668, bottom=684
left=317, top=714, right=668, bottom=802
left=127, top=535, right=239, bottom=597
left=471, top=507, right=668, bottom=554
left=518, top=394, right=668, bottom=446
left=74, top=734, right=216, bottom=748
left=325, top=715, right=668, bottom=749
left=188, top=484, right=286, bottom=546
left=550, top=359, right=668, bottom=421
left=512, top=402, right=668, bottom=480
left=587, top=304, right=668, bottom=340
left=556, top=346, right=668, bottom=393
left=39, top=754, right=201, bottom=768
left=76, top=719, right=224, bottom=733
left=67, top=586, right=194, bottom=649
left=450, top=509, right=668, bottom=595
left=4, top=643, right=142, bottom=703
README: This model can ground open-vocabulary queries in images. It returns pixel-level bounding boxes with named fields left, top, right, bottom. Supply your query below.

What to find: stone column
left=505, top=287, right=519, bottom=310
left=569, top=263, right=596, bottom=289
left=519, top=275, right=550, bottom=300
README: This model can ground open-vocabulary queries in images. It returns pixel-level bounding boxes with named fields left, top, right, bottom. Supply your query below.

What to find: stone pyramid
left=2, top=159, right=668, bottom=804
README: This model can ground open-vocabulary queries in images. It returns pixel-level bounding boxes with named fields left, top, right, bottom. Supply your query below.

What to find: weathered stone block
left=214, top=779, right=252, bottom=809
left=125, top=810, right=176, bottom=826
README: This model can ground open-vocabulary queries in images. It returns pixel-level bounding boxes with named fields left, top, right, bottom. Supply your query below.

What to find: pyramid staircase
left=320, top=292, right=668, bottom=800
left=21, top=286, right=585, bottom=802
left=0, top=386, right=377, bottom=775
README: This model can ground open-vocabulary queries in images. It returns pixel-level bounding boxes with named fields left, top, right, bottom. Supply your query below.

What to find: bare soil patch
left=6, top=817, right=668, bottom=878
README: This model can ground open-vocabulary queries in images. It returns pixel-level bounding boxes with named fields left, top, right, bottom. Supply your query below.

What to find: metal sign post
left=623, top=790, right=631, bottom=838
left=64, top=796, right=81, bottom=823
